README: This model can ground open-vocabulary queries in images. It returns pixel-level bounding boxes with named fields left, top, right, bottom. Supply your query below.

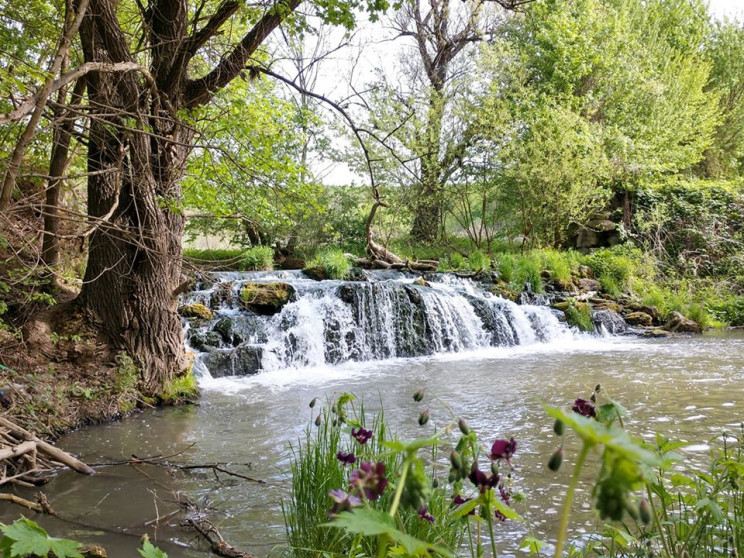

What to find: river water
left=5, top=330, right=744, bottom=557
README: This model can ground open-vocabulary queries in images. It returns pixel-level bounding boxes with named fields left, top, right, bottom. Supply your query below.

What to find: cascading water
left=182, top=270, right=591, bottom=378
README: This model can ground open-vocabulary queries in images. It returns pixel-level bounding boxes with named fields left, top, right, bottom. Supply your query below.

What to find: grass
left=306, top=248, right=352, bottom=280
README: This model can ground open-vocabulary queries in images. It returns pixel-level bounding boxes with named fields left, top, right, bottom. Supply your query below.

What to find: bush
left=585, top=245, right=652, bottom=296
left=467, top=249, right=491, bottom=271
left=241, top=245, right=274, bottom=271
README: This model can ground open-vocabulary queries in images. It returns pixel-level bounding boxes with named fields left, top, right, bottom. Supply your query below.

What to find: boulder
left=240, top=282, right=295, bottom=315
left=201, top=345, right=263, bottom=377
left=626, top=302, right=659, bottom=323
left=664, top=311, right=702, bottom=334
left=303, top=266, right=327, bottom=281
left=347, top=267, right=368, bottom=282
left=624, top=311, right=654, bottom=327
left=188, top=331, right=222, bottom=352
left=178, top=303, right=214, bottom=321
left=213, top=316, right=268, bottom=346
left=592, top=309, right=627, bottom=335
left=277, top=257, right=306, bottom=270
left=641, top=328, right=672, bottom=338
left=577, top=278, right=600, bottom=292
left=489, top=284, right=518, bottom=302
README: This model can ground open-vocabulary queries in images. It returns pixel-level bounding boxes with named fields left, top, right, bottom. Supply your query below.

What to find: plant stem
left=485, top=496, right=499, bottom=558
left=646, top=484, right=674, bottom=558
left=388, top=457, right=411, bottom=518
left=553, top=442, right=590, bottom=558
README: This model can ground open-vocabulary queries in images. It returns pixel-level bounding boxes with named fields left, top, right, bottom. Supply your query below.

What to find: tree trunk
left=76, top=0, right=189, bottom=394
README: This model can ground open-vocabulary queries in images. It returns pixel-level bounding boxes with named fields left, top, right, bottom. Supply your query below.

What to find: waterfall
left=182, top=271, right=590, bottom=378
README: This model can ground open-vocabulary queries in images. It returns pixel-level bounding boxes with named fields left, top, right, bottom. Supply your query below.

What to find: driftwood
left=0, top=416, right=94, bottom=486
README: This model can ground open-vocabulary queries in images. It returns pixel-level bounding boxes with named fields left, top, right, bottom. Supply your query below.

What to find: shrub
left=468, top=249, right=491, bottom=271
left=241, top=245, right=274, bottom=271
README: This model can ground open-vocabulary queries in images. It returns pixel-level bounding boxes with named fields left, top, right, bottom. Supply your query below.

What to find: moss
left=563, top=300, right=595, bottom=332
left=240, top=282, right=295, bottom=315
left=160, top=365, right=199, bottom=404
left=178, top=303, right=214, bottom=320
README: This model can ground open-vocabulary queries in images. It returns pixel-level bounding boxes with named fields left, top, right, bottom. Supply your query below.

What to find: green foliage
left=563, top=300, right=595, bottom=333
left=585, top=246, right=651, bottom=297
left=159, top=367, right=199, bottom=404
left=306, top=249, right=352, bottom=280
left=0, top=518, right=83, bottom=558
left=241, top=245, right=274, bottom=271
left=114, top=351, right=138, bottom=394
left=467, top=250, right=490, bottom=272
left=138, top=537, right=168, bottom=558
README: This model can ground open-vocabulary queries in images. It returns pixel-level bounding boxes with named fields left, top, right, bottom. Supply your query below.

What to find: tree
left=14, top=0, right=385, bottom=395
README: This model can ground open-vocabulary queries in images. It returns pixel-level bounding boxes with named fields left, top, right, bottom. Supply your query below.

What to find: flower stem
left=646, top=484, right=673, bottom=558
left=377, top=456, right=412, bottom=558
left=553, top=442, right=590, bottom=558
left=484, top=496, right=499, bottom=558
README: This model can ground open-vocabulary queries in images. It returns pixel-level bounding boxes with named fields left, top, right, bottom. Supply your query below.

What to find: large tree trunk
left=76, top=0, right=189, bottom=394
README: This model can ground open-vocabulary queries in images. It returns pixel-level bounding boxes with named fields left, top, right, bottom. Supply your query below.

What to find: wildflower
left=328, top=489, right=362, bottom=515
left=350, top=462, right=388, bottom=501
left=418, top=505, right=435, bottom=523
left=418, top=409, right=430, bottom=426
left=468, top=465, right=500, bottom=493
left=494, top=486, right=509, bottom=521
left=351, top=427, right=372, bottom=445
left=452, top=494, right=475, bottom=515
left=572, top=398, right=596, bottom=418
left=413, top=388, right=425, bottom=402
left=336, top=451, right=356, bottom=466
left=489, top=437, right=517, bottom=466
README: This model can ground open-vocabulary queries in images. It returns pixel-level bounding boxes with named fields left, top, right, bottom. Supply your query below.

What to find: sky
left=708, top=0, right=743, bottom=19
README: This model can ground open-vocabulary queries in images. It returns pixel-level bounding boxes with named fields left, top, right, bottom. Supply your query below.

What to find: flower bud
left=548, top=447, right=563, bottom=472
left=553, top=419, right=564, bottom=436
left=491, top=461, right=499, bottom=476
left=450, top=450, right=463, bottom=471
left=639, top=497, right=652, bottom=525
left=309, top=397, right=318, bottom=408
left=432, top=478, right=439, bottom=489
left=448, top=469, right=457, bottom=483
left=458, top=418, right=471, bottom=435
left=413, top=389, right=425, bottom=402
left=418, top=409, right=430, bottom=426
left=314, top=414, right=321, bottom=427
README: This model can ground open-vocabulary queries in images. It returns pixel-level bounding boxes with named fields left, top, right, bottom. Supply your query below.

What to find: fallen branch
left=0, top=493, right=45, bottom=513
left=186, top=517, right=256, bottom=558
left=178, top=464, right=266, bottom=484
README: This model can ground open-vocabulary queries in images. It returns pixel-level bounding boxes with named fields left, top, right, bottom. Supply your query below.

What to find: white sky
left=708, top=0, right=743, bottom=19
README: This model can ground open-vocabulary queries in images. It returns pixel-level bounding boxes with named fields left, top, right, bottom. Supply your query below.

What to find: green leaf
left=520, top=535, right=548, bottom=553
left=1, top=518, right=83, bottom=558
left=451, top=499, right=479, bottom=519
left=695, top=498, right=724, bottom=522
left=138, top=537, right=168, bottom=558
left=323, top=508, right=395, bottom=536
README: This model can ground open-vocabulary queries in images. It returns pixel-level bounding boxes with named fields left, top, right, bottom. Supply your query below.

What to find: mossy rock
left=625, top=311, right=654, bottom=327
left=552, top=301, right=570, bottom=311
left=179, top=303, right=214, bottom=321
left=563, top=301, right=595, bottom=332
left=489, top=284, right=518, bottom=302
left=303, top=266, right=327, bottom=281
left=240, top=282, right=295, bottom=315
left=626, top=302, right=659, bottom=322
left=664, top=311, right=702, bottom=334
left=592, top=301, right=622, bottom=314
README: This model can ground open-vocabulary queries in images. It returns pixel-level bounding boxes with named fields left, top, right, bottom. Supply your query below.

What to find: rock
left=277, top=257, right=306, bottom=270
left=641, top=328, right=672, bottom=338
left=303, top=266, right=327, bottom=281
left=586, top=219, right=617, bottom=232
left=489, top=284, right=518, bottom=302
left=240, top=282, right=295, bottom=315
left=188, top=331, right=222, bottom=351
left=592, top=300, right=622, bottom=314
left=210, top=281, right=235, bottom=310
left=347, top=267, right=368, bottom=282
left=578, top=265, right=594, bottom=279
left=178, top=303, right=214, bottom=320
left=577, top=278, right=600, bottom=292
left=592, top=309, right=627, bottom=334
left=664, top=311, right=702, bottom=334
left=626, top=302, right=659, bottom=322
left=624, top=311, right=654, bottom=327
left=551, top=301, right=570, bottom=311
left=201, top=345, right=264, bottom=377
left=213, top=316, right=268, bottom=346
left=412, top=276, right=430, bottom=287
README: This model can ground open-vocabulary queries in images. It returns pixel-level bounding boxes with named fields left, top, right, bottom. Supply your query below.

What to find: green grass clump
left=563, top=300, right=595, bottom=332
left=241, top=245, right=274, bottom=271
left=585, top=245, right=651, bottom=297
left=537, top=249, right=578, bottom=283
left=160, top=367, right=199, bottom=404
left=468, top=249, right=491, bottom=271
left=307, top=248, right=352, bottom=279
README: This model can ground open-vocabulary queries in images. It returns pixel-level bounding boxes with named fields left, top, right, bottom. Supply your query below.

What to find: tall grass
left=306, top=248, right=352, bottom=279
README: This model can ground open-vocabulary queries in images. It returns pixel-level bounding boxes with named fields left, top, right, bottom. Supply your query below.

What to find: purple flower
left=350, top=461, right=388, bottom=501
left=418, top=505, right=435, bottom=523
left=336, top=451, right=357, bottom=466
left=328, top=489, right=362, bottom=515
left=452, top=494, right=476, bottom=516
left=351, top=427, right=373, bottom=445
left=572, top=398, right=596, bottom=418
left=489, top=437, right=517, bottom=467
left=494, top=487, right=511, bottom=522
left=468, top=465, right=500, bottom=493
